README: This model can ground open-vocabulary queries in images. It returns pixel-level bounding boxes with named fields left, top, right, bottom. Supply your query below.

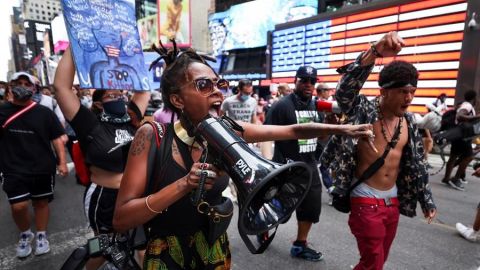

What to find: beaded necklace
left=376, top=97, right=403, bottom=144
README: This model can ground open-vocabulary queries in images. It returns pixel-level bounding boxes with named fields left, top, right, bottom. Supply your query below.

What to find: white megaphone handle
left=316, top=100, right=342, bottom=114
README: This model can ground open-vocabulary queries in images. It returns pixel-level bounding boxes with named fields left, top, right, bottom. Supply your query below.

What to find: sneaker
left=34, top=233, right=50, bottom=256
left=448, top=178, right=465, bottom=191
left=290, top=244, right=324, bottom=262
left=16, top=232, right=34, bottom=258
left=456, top=223, right=479, bottom=242
left=328, top=194, right=333, bottom=206
left=459, top=177, right=468, bottom=184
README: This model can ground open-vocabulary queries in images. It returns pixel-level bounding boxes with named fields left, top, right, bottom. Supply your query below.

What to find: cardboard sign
left=62, top=0, right=151, bottom=91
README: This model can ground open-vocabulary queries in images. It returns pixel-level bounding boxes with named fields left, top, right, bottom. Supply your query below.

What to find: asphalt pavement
left=0, top=155, right=478, bottom=270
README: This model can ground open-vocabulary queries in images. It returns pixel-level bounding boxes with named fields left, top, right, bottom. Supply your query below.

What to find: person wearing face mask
left=53, top=48, right=150, bottom=270
left=0, top=81, right=8, bottom=105
left=0, top=72, right=68, bottom=258
left=220, top=79, right=258, bottom=124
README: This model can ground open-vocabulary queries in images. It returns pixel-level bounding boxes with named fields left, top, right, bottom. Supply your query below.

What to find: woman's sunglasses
left=182, top=78, right=229, bottom=96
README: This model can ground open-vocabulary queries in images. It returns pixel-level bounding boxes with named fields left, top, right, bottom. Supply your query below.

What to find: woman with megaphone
left=113, top=40, right=375, bottom=270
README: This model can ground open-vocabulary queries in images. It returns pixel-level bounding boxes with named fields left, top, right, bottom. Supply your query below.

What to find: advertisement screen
left=208, top=0, right=318, bottom=55
left=270, top=0, right=467, bottom=113
left=138, top=14, right=158, bottom=50
left=158, top=0, right=191, bottom=47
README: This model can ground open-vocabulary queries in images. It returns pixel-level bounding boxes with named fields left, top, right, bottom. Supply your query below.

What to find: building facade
left=23, top=0, right=62, bottom=23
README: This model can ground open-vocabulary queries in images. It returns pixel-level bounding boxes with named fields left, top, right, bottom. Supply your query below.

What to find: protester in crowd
left=54, top=47, right=150, bottom=270
left=40, top=85, right=53, bottom=96
left=220, top=79, right=257, bottom=124
left=256, top=97, right=267, bottom=124
left=79, top=88, right=93, bottom=109
left=113, top=44, right=374, bottom=269
left=0, top=81, right=8, bottom=105
left=145, top=90, right=163, bottom=118
left=267, top=87, right=279, bottom=105
left=153, top=105, right=178, bottom=124
left=315, top=83, right=334, bottom=101
left=0, top=72, right=67, bottom=258
left=263, top=66, right=327, bottom=261
left=456, top=166, right=480, bottom=242
left=441, top=90, right=480, bottom=191
left=277, top=83, right=292, bottom=97
left=426, top=93, right=448, bottom=113
left=321, top=31, right=436, bottom=270
left=456, top=202, right=480, bottom=242
left=314, top=82, right=336, bottom=205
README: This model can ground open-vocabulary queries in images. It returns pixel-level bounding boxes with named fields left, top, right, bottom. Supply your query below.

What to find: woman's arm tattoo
left=130, top=127, right=153, bottom=156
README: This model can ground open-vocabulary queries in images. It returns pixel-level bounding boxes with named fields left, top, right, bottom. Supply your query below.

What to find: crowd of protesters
left=1, top=31, right=479, bottom=270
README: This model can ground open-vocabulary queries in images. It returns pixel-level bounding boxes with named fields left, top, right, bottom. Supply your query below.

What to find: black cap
left=296, top=66, right=317, bottom=79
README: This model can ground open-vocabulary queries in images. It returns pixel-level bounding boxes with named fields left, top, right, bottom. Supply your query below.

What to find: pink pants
left=348, top=201, right=400, bottom=270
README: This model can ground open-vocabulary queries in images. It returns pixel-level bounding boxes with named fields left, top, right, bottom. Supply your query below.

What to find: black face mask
left=102, top=99, right=127, bottom=117
left=11, top=86, right=34, bottom=101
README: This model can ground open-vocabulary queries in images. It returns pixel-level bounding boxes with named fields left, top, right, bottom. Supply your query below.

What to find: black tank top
left=149, top=127, right=229, bottom=237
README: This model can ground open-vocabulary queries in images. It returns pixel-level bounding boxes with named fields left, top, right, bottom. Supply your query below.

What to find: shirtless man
left=321, top=31, right=437, bottom=270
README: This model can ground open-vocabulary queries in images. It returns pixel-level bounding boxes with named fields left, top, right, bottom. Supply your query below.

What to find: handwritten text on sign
left=62, top=0, right=151, bottom=91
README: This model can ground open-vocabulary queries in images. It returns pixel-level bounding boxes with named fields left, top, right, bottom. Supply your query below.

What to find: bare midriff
left=90, top=166, right=123, bottom=189
left=355, top=118, right=408, bottom=191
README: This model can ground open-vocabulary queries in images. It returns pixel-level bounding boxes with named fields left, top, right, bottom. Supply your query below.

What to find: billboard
left=138, top=14, right=158, bottom=50
left=158, top=0, right=191, bottom=47
left=208, top=0, right=318, bottom=55
left=270, top=0, right=468, bottom=113
left=61, top=0, right=151, bottom=91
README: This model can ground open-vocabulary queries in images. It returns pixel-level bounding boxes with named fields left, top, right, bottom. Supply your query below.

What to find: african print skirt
left=144, top=230, right=231, bottom=270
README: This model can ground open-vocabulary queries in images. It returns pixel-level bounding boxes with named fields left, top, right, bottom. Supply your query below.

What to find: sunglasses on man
left=297, top=77, right=317, bottom=85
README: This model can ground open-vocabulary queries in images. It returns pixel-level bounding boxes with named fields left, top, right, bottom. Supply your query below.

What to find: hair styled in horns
left=149, top=39, right=217, bottom=114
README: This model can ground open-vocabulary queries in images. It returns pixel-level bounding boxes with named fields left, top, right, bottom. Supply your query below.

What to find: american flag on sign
left=271, top=0, right=467, bottom=114
left=105, top=45, right=121, bottom=58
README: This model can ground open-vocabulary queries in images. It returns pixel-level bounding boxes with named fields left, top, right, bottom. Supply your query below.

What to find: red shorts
left=348, top=197, right=400, bottom=270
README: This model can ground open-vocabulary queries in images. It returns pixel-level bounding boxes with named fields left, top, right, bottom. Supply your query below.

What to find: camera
left=61, top=233, right=141, bottom=270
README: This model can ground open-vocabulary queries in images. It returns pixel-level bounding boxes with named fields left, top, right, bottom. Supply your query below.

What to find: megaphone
left=196, top=116, right=312, bottom=236
left=315, top=99, right=342, bottom=114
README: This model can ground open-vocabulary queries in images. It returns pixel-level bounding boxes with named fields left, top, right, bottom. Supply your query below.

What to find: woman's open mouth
left=209, top=101, right=222, bottom=117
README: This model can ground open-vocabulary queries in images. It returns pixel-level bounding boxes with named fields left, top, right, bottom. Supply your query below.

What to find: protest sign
left=62, top=0, right=151, bottom=91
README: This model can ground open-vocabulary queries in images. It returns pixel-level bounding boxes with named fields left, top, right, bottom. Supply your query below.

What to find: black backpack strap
left=349, top=117, right=403, bottom=192
left=143, top=121, right=169, bottom=196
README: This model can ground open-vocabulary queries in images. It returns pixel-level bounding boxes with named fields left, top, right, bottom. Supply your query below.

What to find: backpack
left=440, top=108, right=457, bottom=131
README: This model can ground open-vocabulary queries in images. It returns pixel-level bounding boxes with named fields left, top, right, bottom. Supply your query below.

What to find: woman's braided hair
left=149, top=39, right=216, bottom=113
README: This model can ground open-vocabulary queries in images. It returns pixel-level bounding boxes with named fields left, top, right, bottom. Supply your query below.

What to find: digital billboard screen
left=208, top=0, right=318, bottom=55
left=158, top=0, right=191, bottom=47
left=270, top=0, right=467, bottom=113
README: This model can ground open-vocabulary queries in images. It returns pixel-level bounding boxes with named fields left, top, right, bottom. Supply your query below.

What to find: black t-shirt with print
left=264, top=93, right=322, bottom=184
left=69, top=105, right=136, bottom=173
left=0, top=102, right=65, bottom=174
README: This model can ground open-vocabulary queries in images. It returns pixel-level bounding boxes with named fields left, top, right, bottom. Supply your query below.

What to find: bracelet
left=370, top=42, right=383, bottom=58
left=145, top=195, right=164, bottom=214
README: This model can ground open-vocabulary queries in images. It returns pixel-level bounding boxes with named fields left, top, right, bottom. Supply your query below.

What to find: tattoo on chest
left=130, top=127, right=153, bottom=156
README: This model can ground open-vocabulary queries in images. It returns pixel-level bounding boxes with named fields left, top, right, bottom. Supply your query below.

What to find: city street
left=0, top=155, right=478, bottom=270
